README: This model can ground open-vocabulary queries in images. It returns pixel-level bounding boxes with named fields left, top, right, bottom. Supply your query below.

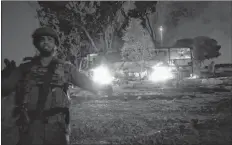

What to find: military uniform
left=2, top=27, right=98, bottom=145
left=13, top=57, right=72, bottom=145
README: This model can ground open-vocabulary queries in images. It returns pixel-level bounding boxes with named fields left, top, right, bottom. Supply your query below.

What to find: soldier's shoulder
left=19, top=57, right=38, bottom=70
left=23, top=56, right=34, bottom=62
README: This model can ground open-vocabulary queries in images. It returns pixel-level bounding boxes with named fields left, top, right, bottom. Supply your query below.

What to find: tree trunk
left=104, top=24, right=115, bottom=53
left=104, top=31, right=108, bottom=53
left=78, top=24, right=99, bottom=53
left=109, top=31, right=114, bottom=51
left=70, top=20, right=99, bottom=53
left=145, top=14, right=156, bottom=49
left=99, top=34, right=105, bottom=52
left=193, top=59, right=202, bottom=76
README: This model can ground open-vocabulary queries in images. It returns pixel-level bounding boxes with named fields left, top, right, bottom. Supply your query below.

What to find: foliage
left=36, top=1, right=126, bottom=65
left=121, top=18, right=154, bottom=62
left=120, top=1, right=160, bottom=63
left=127, top=1, right=157, bottom=47
left=193, top=36, right=221, bottom=61
left=64, top=1, right=125, bottom=53
left=36, top=4, right=84, bottom=64
left=93, top=1, right=127, bottom=53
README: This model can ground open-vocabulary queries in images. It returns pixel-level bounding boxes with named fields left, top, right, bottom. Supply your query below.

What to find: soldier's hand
left=12, top=106, right=21, bottom=118
left=2, top=60, right=17, bottom=78
left=12, top=104, right=27, bottom=118
left=11, top=107, right=23, bottom=127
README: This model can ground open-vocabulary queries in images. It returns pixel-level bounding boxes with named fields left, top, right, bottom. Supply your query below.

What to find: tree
left=36, top=1, right=126, bottom=66
left=36, top=3, right=82, bottom=64
left=93, top=1, right=127, bottom=53
left=193, top=36, right=221, bottom=61
left=128, top=1, right=158, bottom=47
left=121, top=18, right=154, bottom=72
left=62, top=1, right=126, bottom=54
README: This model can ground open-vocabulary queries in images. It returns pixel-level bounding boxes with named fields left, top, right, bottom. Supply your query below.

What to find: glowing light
left=92, top=65, right=114, bottom=85
left=159, top=26, right=163, bottom=32
left=189, top=74, right=199, bottom=79
left=148, top=63, right=174, bottom=82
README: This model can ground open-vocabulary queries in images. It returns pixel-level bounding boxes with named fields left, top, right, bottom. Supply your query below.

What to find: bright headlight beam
left=92, top=65, right=114, bottom=85
left=148, top=65, right=174, bottom=82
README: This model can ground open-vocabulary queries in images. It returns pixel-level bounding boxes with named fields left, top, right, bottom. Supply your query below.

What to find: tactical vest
left=15, top=57, right=71, bottom=123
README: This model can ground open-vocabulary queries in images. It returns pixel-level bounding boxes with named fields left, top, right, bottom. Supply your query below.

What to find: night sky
left=1, top=1, right=39, bottom=69
left=162, top=1, right=232, bottom=64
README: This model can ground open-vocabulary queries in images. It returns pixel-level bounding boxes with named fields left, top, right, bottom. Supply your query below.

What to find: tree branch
left=144, top=14, right=156, bottom=48
left=118, top=8, right=130, bottom=32
left=78, top=24, right=99, bottom=52
left=121, top=8, right=128, bottom=19
left=145, top=14, right=154, bottom=39
left=109, top=31, right=114, bottom=50
left=56, top=6, right=99, bottom=53
left=64, top=12, right=99, bottom=52
left=104, top=30, right=108, bottom=53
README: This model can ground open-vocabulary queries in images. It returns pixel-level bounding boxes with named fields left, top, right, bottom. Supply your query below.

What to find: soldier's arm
left=2, top=66, right=23, bottom=97
left=68, top=64, right=98, bottom=94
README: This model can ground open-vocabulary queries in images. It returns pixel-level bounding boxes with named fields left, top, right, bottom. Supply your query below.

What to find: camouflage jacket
left=4, top=56, right=97, bottom=112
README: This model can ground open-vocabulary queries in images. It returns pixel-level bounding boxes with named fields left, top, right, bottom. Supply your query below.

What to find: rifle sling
left=36, top=60, right=56, bottom=113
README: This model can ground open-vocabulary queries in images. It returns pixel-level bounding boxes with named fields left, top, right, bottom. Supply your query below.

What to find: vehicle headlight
left=92, top=65, right=114, bottom=85
left=148, top=65, right=174, bottom=82
left=189, top=74, right=199, bottom=79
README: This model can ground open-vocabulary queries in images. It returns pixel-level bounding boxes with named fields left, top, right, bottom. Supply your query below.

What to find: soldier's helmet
left=32, top=27, right=59, bottom=47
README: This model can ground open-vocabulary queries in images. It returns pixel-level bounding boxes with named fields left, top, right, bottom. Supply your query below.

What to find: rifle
left=14, top=105, right=70, bottom=131
left=13, top=104, right=30, bottom=133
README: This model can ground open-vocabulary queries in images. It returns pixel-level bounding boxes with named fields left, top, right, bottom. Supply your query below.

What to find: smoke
left=157, top=1, right=232, bottom=63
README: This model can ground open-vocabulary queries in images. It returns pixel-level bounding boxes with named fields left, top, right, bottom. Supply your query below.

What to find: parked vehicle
left=79, top=53, right=114, bottom=97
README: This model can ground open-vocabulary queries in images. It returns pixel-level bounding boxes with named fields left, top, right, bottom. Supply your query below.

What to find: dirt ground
left=2, top=84, right=232, bottom=145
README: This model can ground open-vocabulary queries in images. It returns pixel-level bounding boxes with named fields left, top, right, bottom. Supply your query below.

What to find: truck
left=147, top=47, right=193, bottom=84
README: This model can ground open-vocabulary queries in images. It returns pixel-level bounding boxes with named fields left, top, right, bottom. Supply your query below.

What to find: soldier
left=2, top=27, right=99, bottom=145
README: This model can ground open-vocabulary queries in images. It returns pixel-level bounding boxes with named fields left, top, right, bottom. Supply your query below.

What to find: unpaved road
left=2, top=85, right=232, bottom=145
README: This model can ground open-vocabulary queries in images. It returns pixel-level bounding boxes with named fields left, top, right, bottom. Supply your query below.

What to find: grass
left=69, top=89, right=232, bottom=145
left=1, top=85, right=232, bottom=145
